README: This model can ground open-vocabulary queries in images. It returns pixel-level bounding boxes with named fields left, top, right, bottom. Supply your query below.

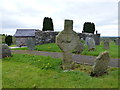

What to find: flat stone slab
left=11, top=50, right=119, bottom=68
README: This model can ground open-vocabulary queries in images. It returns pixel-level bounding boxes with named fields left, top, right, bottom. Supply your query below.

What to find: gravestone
left=26, top=38, right=35, bottom=50
left=56, top=19, right=80, bottom=70
left=2, top=44, right=12, bottom=58
left=93, top=34, right=100, bottom=45
left=90, top=51, right=110, bottom=77
left=103, top=40, right=109, bottom=49
left=115, top=38, right=120, bottom=45
left=85, top=35, right=95, bottom=51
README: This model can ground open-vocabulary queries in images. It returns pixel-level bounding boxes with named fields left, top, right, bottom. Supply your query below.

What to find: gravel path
left=12, top=50, right=119, bottom=68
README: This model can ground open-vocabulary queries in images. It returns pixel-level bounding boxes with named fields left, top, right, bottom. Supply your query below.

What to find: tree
left=83, top=22, right=95, bottom=34
left=2, top=34, right=5, bottom=36
left=5, top=35, right=12, bottom=46
left=42, top=17, right=54, bottom=31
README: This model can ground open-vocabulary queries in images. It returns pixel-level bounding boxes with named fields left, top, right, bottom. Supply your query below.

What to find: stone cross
left=56, top=19, right=80, bottom=70
left=90, top=51, right=110, bottom=77
left=103, top=40, right=109, bottom=49
left=74, top=41, right=84, bottom=54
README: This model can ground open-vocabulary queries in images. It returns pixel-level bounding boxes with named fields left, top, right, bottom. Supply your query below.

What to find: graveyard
left=1, top=19, right=119, bottom=88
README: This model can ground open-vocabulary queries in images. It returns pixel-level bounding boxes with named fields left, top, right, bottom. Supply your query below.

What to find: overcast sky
left=0, top=0, right=119, bottom=36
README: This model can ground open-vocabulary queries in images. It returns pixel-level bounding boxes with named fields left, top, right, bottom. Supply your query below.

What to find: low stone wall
left=15, top=31, right=100, bottom=46
left=35, top=31, right=59, bottom=45
left=16, top=37, right=35, bottom=46
left=35, top=31, right=100, bottom=45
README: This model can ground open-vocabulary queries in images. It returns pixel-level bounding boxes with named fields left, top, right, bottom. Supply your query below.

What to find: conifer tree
left=42, top=17, right=54, bottom=31
left=83, top=22, right=95, bottom=34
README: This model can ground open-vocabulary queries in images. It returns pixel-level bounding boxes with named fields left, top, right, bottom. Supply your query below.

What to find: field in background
left=2, top=54, right=119, bottom=88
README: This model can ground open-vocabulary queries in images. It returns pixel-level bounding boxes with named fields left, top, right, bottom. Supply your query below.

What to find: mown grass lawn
left=11, top=41, right=119, bottom=58
left=2, top=54, right=119, bottom=88
left=8, top=44, right=17, bottom=47
left=81, top=42, right=119, bottom=58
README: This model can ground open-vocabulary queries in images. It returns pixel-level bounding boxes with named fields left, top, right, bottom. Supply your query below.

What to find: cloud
left=0, top=0, right=118, bottom=36
left=97, top=25, right=118, bottom=36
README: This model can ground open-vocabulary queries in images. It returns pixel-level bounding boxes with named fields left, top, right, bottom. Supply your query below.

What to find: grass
left=9, top=44, right=17, bottom=47
left=0, top=59, right=2, bottom=89
left=2, top=54, right=119, bottom=88
left=81, top=41, right=119, bottom=58
left=11, top=42, right=119, bottom=58
left=11, top=47, right=28, bottom=50
left=35, top=43, right=61, bottom=52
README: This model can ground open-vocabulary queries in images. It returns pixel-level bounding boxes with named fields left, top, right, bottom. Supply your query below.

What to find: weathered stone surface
left=103, top=40, right=109, bottom=49
left=78, top=33, right=100, bottom=45
left=56, top=19, right=80, bottom=70
left=115, top=38, right=120, bottom=45
left=85, top=35, right=95, bottom=51
left=35, top=31, right=59, bottom=45
left=16, top=37, right=31, bottom=47
left=93, top=34, right=100, bottom=45
left=74, top=41, right=84, bottom=54
left=26, top=38, right=35, bottom=50
left=90, top=51, right=110, bottom=77
left=2, top=44, right=12, bottom=58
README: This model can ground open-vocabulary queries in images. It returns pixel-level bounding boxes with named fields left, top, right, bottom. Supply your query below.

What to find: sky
left=0, top=0, right=119, bottom=36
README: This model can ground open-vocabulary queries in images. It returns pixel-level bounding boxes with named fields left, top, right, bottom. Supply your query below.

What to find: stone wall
left=16, top=37, right=35, bottom=46
left=15, top=31, right=100, bottom=46
left=35, top=31, right=100, bottom=45
left=35, top=31, right=59, bottom=45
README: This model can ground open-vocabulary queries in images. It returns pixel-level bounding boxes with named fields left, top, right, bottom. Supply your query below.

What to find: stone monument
left=85, top=34, right=95, bottom=51
left=115, top=38, right=120, bottom=45
left=90, top=51, right=110, bottom=77
left=74, top=41, right=84, bottom=54
left=2, top=44, right=12, bottom=58
left=56, top=19, right=80, bottom=70
left=103, top=40, right=109, bottom=49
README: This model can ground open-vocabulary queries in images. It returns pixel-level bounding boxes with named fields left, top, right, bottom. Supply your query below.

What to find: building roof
left=14, top=29, right=40, bottom=37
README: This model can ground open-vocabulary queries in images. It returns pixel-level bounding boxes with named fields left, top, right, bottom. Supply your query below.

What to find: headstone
left=26, top=38, right=35, bottom=50
left=103, top=40, right=109, bottom=49
left=85, top=35, right=95, bottom=51
left=90, top=51, right=110, bottom=77
left=56, top=19, right=80, bottom=70
left=2, top=44, right=12, bottom=58
left=115, top=38, right=120, bottom=45
left=93, top=34, right=100, bottom=45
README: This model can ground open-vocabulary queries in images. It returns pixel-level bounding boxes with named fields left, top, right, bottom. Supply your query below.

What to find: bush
left=5, top=35, right=12, bottom=46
